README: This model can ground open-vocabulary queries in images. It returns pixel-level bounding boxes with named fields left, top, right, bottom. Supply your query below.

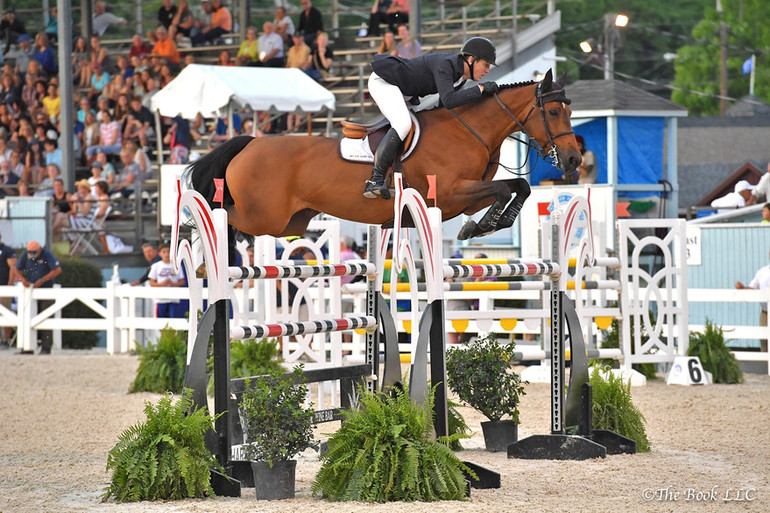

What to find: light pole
left=581, top=13, right=629, bottom=80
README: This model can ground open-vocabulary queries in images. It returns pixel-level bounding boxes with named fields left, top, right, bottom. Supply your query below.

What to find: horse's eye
left=549, top=108, right=559, bottom=117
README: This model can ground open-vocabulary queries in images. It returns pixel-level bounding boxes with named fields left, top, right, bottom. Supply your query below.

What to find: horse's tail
left=185, top=135, right=254, bottom=209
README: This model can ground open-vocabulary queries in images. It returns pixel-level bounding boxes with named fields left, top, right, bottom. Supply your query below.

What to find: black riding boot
left=364, top=128, right=403, bottom=199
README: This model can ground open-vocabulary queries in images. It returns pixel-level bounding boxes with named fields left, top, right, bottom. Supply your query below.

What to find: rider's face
left=473, top=58, right=491, bottom=81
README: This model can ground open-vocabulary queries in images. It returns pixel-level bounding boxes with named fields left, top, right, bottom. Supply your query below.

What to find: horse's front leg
left=456, top=181, right=512, bottom=240
left=496, top=179, right=531, bottom=230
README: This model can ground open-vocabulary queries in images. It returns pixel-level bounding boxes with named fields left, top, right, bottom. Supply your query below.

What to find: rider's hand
left=480, top=82, right=499, bottom=96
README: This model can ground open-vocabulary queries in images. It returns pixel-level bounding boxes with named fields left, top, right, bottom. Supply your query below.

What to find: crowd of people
left=0, top=0, right=425, bottom=255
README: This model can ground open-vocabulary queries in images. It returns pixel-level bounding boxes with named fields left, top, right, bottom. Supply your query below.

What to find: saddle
left=338, top=112, right=421, bottom=164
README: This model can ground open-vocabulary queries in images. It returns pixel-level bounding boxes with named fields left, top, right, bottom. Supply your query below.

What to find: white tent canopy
left=150, top=64, right=335, bottom=119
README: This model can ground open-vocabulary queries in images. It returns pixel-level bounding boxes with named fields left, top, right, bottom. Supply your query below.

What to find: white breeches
left=368, top=72, right=412, bottom=141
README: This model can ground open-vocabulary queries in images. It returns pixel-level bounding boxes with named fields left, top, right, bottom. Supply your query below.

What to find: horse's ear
left=541, top=69, right=553, bottom=89
left=556, top=72, right=568, bottom=88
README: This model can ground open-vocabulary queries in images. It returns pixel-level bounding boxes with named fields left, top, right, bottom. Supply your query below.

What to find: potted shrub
left=238, top=366, right=316, bottom=500
left=446, top=335, right=526, bottom=452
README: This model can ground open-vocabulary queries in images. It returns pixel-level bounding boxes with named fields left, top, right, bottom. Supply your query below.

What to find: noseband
left=493, top=82, right=574, bottom=168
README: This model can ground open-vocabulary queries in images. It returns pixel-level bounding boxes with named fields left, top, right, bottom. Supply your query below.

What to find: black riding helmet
left=460, top=37, right=496, bottom=82
left=461, top=37, right=497, bottom=66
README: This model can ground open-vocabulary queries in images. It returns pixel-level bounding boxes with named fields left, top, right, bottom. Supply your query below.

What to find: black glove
left=481, top=82, right=499, bottom=96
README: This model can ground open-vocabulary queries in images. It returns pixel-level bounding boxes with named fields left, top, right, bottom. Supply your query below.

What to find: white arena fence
left=0, top=246, right=766, bottom=375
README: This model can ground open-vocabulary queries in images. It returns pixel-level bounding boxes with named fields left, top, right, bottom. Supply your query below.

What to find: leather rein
left=448, top=82, right=574, bottom=177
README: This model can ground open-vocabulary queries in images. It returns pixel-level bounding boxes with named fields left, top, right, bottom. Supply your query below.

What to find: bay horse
left=185, top=69, right=580, bottom=241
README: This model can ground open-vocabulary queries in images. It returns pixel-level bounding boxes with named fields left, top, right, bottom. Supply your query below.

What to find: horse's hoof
left=457, top=221, right=478, bottom=240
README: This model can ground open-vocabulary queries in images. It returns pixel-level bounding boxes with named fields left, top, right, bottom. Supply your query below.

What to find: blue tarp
left=529, top=117, right=664, bottom=198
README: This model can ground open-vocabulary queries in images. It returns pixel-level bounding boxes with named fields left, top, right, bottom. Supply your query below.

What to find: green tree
left=671, top=0, right=770, bottom=115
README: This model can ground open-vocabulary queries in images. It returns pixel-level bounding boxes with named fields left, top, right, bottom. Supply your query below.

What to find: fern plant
left=103, top=390, right=221, bottom=502
left=447, top=399, right=471, bottom=451
left=207, top=337, right=285, bottom=394
left=596, top=307, right=657, bottom=380
left=590, top=367, right=650, bottom=452
left=129, top=326, right=188, bottom=394
left=312, top=384, right=473, bottom=502
left=688, top=319, right=744, bottom=384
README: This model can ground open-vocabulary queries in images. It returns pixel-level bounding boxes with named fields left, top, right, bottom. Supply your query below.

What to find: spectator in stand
left=0, top=134, right=12, bottom=164
left=87, top=160, right=106, bottom=194
left=130, top=243, right=161, bottom=286
left=0, top=7, right=26, bottom=55
left=81, top=112, right=99, bottom=162
left=43, top=138, right=62, bottom=168
left=297, top=0, right=323, bottom=46
left=376, top=30, right=396, bottom=55
left=191, top=0, right=213, bottom=40
left=148, top=243, right=185, bottom=318
left=158, top=0, right=178, bottom=31
left=112, top=93, right=132, bottom=132
left=0, top=73, right=19, bottom=106
left=151, top=26, right=181, bottom=69
left=89, top=34, right=111, bottom=74
left=115, top=55, right=134, bottom=81
left=216, top=50, right=234, bottom=66
left=50, top=177, right=71, bottom=241
left=366, top=0, right=391, bottom=38
left=273, top=7, right=294, bottom=47
left=92, top=0, right=127, bottom=36
left=125, top=96, right=154, bottom=149
left=42, top=83, right=60, bottom=123
left=73, top=36, right=91, bottom=88
left=286, top=32, right=311, bottom=132
left=21, top=68, right=37, bottom=106
left=69, top=178, right=94, bottom=217
left=9, top=149, right=23, bottom=177
left=0, top=158, right=19, bottom=197
left=33, top=33, right=57, bottom=76
left=255, top=22, right=284, bottom=67
left=169, top=0, right=195, bottom=41
left=88, top=62, right=111, bottom=103
left=112, top=145, right=141, bottom=198
left=307, top=31, right=332, bottom=80
left=11, top=33, right=33, bottom=75
left=128, top=34, right=152, bottom=59
left=24, top=140, right=44, bottom=183
left=16, top=179, right=30, bottom=196
left=86, top=110, right=122, bottom=159
left=141, top=77, right=160, bottom=110
left=387, top=0, right=409, bottom=32
left=191, top=0, right=231, bottom=47
left=158, top=62, right=175, bottom=86
left=736, top=247, right=770, bottom=352
left=34, top=162, right=59, bottom=197
left=163, top=116, right=191, bottom=164
left=95, top=151, right=116, bottom=186
left=208, top=113, right=241, bottom=148
left=123, top=139, right=151, bottom=175
left=393, top=24, right=420, bottom=58
left=235, top=26, right=258, bottom=66
left=44, top=6, right=58, bottom=44
left=16, top=241, right=61, bottom=354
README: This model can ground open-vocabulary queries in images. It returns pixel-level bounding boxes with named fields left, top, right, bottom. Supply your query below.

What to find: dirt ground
left=1, top=349, right=768, bottom=513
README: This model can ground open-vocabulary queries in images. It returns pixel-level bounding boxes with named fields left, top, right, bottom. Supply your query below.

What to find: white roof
left=150, top=64, right=335, bottom=119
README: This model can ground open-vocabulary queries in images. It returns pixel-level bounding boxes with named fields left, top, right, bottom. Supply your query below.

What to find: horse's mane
left=498, top=80, right=537, bottom=91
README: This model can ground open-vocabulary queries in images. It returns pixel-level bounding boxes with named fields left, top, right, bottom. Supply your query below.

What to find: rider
left=363, top=36, right=499, bottom=199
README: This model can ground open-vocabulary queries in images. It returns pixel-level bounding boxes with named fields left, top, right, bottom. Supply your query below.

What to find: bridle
left=449, top=81, right=574, bottom=172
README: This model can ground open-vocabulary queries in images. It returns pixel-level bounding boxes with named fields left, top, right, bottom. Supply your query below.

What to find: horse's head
left=498, top=70, right=581, bottom=173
